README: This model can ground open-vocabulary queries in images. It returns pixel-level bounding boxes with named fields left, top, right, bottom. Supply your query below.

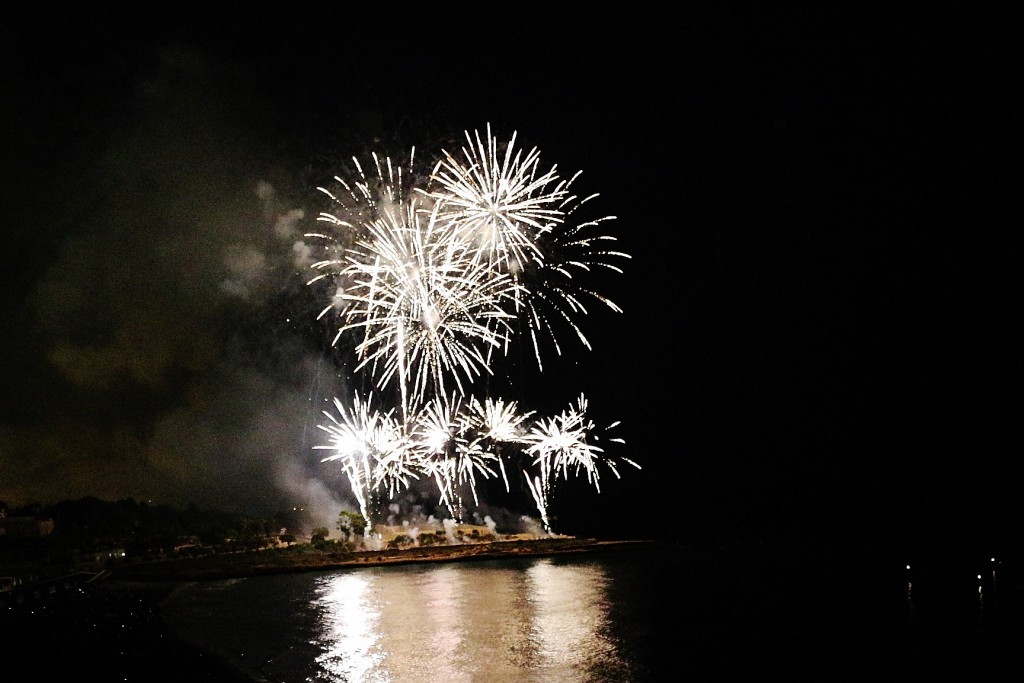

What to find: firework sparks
left=508, top=181, right=630, bottom=369
left=335, top=201, right=520, bottom=414
left=314, top=392, right=392, bottom=537
left=307, top=127, right=634, bottom=537
left=520, top=395, right=638, bottom=533
left=426, top=124, right=566, bottom=275
left=460, top=396, right=534, bottom=493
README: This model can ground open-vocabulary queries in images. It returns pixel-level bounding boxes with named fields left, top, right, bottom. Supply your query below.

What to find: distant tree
left=387, top=534, right=411, bottom=550
left=310, top=526, right=330, bottom=546
left=336, top=511, right=368, bottom=541
left=235, top=516, right=272, bottom=539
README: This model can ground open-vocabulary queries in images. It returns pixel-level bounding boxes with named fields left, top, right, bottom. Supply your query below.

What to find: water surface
left=162, top=543, right=1021, bottom=681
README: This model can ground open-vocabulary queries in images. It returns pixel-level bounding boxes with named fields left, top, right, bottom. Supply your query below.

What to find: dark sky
left=1, top=7, right=1015, bottom=548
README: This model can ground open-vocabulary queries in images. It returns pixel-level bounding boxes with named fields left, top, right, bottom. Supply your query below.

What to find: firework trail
left=307, top=127, right=636, bottom=536
left=460, top=396, right=534, bottom=493
left=314, top=392, right=392, bottom=538
left=521, top=395, right=635, bottom=533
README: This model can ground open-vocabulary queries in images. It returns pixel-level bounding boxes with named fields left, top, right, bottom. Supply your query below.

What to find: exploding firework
left=307, top=127, right=637, bottom=537
left=410, top=395, right=489, bottom=522
left=425, top=125, right=631, bottom=370
left=425, top=124, right=566, bottom=275
left=460, top=396, right=534, bottom=493
left=520, top=395, right=636, bottom=533
left=314, top=392, right=399, bottom=538
left=332, top=201, right=521, bottom=415
left=501, top=180, right=629, bottom=370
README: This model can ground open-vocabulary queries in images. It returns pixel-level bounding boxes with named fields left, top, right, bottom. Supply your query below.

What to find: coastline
left=106, top=536, right=659, bottom=583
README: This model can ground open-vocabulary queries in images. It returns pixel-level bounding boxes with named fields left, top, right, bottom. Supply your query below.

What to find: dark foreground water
left=160, top=542, right=1024, bottom=682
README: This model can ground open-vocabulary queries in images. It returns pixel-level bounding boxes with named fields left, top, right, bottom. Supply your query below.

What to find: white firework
left=426, top=127, right=629, bottom=371
left=520, top=395, right=638, bottom=532
left=425, top=124, right=567, bottom=276
left=510, top=182, right=629, bottom=370
left=460, top=396, right=534, bottom=492
left=411, top=397, right=503, bottom=520
left=314, top=392, right=391, bottom=537
left=332, top=200, right=521, bottom=414
left=308, top=130, right=635, bottom=537
left=317, top=148, right=420, bottom=227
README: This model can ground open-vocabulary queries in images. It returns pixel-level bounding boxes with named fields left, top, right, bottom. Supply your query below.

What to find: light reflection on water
left=308, top=559, right=622, bottom=682
left=313, top=572, right=385, bottom=681
left=160, top=545, right=1018, bottom=680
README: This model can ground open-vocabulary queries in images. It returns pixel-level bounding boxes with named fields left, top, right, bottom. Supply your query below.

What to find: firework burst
left=460, top=396, right=534, bottom=494
left=520, top=395, right=637, bottom=533
left=508, top=179, right=630, bottom=369
left=307, top=127, right=635, bottom=537
left=335, top=200, right=521, bottom=414
left=425, top=124, right=566, bottom=276
left=314, top=392, right=397, bottom=537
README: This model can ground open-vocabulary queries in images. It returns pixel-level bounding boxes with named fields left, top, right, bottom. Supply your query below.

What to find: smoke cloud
left=0, top=42, right=354, bottom=522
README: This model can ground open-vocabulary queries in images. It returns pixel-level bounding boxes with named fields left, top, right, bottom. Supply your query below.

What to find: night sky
left=1, top=7, right=1015, bottom=551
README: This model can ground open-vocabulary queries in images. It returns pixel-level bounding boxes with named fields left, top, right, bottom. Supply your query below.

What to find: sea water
left=160, top=542, right=1020, bottom=681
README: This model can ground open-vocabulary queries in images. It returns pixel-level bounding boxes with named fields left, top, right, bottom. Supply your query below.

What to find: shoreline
left=107, top=536, right=660, bottom=583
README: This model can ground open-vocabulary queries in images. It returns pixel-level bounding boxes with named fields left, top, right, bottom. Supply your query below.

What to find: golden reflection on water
left=311, top=559, right=622, bottom=682
left=526, top=560, right=614, bottom=675
left=313, top=572, right=386, bottom=681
